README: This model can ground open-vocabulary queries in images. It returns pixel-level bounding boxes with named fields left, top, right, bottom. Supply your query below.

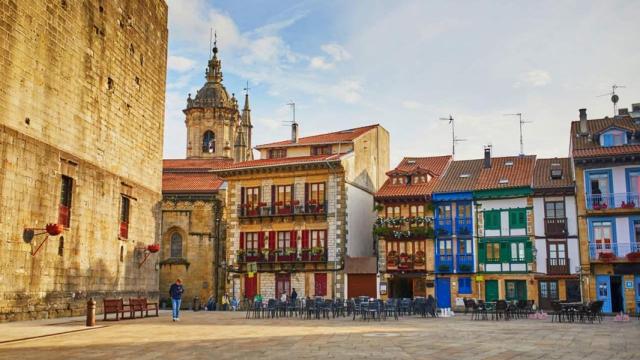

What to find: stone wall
left=0, top=0, right=167, bottom=321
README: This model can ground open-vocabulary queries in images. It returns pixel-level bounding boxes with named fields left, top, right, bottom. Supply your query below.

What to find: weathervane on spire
left=244, top=81, right=250, bottom=96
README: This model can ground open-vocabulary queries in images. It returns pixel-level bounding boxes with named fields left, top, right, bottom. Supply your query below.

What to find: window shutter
left=240, top=187, right=245, bottom=205
left=239, top=232, right=245, bottom=249
left=290, top=230, right=297, bottom=248
left=304, top=183, right=309, bottom=205
left=324, top=230, right=328, bottom=248
left=508, top=211, right=515, bottom=228
left=525, top=241, right=533, bottom=262
left=478, top=243, right=486, bottom=263
left=269, top=231, right=276, bottom=249
left=500, top=242, right=510, bottom=262
left=518, top=210, right=526, bottom=228
left=302, top=230, right=310, bottom=248
left=258, top=232, right=265, bottom=249
left=271, top=185, right=276, bottom=206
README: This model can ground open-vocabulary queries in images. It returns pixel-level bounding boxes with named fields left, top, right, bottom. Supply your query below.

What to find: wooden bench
left=103, top=298, right=133, bottom=321
left=129, top=297, right=159, bottom=318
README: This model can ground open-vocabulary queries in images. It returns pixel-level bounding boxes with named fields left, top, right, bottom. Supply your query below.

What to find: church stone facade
left=0, top=0, right=168, bottom=321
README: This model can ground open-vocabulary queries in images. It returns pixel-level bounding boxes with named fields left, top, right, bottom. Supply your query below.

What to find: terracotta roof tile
left=162, top=172, right=224, bottom=193
left=570, top=116, right=640, bottom=159
left=163, top=158, right=234, bottom=170
left=255, top=124, right=379, bottom=149
left=375, top=155, right=452, bottom=199
left=475, top=155, right=536, bottom=191
left=532, top=157, right=574, bottom=190
left=213, top=154, right=341, bottom=172
left=433, top=159, right=484, bottom=194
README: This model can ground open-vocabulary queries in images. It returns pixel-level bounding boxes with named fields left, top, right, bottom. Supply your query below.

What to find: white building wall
left=616, top=217, right=631, bottom=245
left=535, top=238, right=547, bottom=273
left=567, top=238, right=579, bottom=274
left=533, top=195, right=580, bottom=274
left=345, top=183, right=375, bottom=257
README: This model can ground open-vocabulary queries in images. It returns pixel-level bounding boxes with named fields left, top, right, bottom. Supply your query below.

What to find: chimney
left=579, top=108, right=588, bottom=135
left=291, top=121, right=299, bottom=143
left=483, top=146, right=491, bottom=168
left=632, top=103, right=640, bottom=113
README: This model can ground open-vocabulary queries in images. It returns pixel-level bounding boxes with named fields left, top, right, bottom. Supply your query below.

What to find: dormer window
left=550, top=169, right=563, bottom=179
left=269, top=148, right=287, bottom=159
left=311, top=145, right=332, bottom=155
left=459, top=173, right=470, bottom=178
left=405, top=175, right=412, bottom=184
left=505, top=161, right=514, bottom=166
left=407, top=159, right=416, bottom=164
left=498, top=178, right=509, bottom=184
left=600, top=129, right=627, bottom=147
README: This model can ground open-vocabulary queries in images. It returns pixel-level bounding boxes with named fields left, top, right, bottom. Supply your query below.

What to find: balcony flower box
left=621, top=201, right=636, bottom=209
left=311, top=247, right=325, bottom=255
left=592, top=203, right=608, bottom=210
left=626, top=252, right=640, bottom=261
left=414, top=250, right=426, bottom=266
left=459, top=263, right=472, bottom=272
left=387, top=250, right=398, bottom=266
left=261, top=249, right=271, bottom=259
left=247, top=209, right=259, bottom=216
left=285, top=247, right=297, bottom=256
left=438, top=264, right=451, bottom=272
left=292, top=200, right=300, bottom=206
left=275, top=201, right=284, bottom=207
left=398, top=253, right=410, bottom=269
left=598, top=252, right=616, bottom=262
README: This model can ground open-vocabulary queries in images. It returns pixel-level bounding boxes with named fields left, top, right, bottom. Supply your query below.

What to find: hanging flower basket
left=598, top=252, right=616, bottom=262
left=626, top=252, right=640, bottom=261
left=45, top=223, right=64, bottom=236
left=147, top=244, right=160, bottom=253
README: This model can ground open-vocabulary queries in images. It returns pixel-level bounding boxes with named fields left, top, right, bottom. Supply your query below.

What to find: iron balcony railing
left=455, top=217, right=473, bottom=237
left=544, top=217, right=567, bottom=237
left=435, top=254, right=454, bottom=273
left=237, top=200, right=327, bottom=218
left=585, top=192, right=639, bottom=210
left=237, top=247, right=328, bottom=263
left=435, top=218, right=453, bottom=237
left=456, top=254, right=474, bottom=273
left=589, top=242, right=640, bottom=261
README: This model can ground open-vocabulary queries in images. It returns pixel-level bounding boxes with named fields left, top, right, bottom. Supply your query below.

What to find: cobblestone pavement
left=0, top=311, right=638, bottom=360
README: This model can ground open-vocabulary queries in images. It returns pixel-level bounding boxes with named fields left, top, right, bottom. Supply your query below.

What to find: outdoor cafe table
left=561, top=302, right=585, bottom=322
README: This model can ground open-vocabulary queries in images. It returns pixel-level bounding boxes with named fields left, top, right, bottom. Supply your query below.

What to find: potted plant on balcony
left=311, top=246, right=324, bottom=255
left=387, top=250, right=398, bottom=266
left=285, top=247, right=297, bottom=256
left=236, top=249, right=245, bottom=262
left=261, top=248, right=271, bottom=260
left=398, top=252, right=410, bottom=269
left=414, top=251, right=425, bottom=266
left=438, top=263, right=451, bottom=272
left=459, top=263, right=472, bottom=272
left=458, top=227, right=471, bottom=236
left=598, top=252, right=616, bottom=262
left=626, top=251, right=640, bottom=261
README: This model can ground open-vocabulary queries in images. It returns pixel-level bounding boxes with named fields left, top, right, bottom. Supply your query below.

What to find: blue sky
left=164, top=0, right=640, bottom=164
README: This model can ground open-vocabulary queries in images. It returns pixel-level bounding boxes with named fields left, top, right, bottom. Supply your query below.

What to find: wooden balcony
left=386, top=250, right=427, bottom=272
left=238, top=201, right=327, bottom=219
left=236, top=248, right=327, bottom=264
left=547, top=257, right=570, bottom=275
left=544, top=217, right=567, bottom=237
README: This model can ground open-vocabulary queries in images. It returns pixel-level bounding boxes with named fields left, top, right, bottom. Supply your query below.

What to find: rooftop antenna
left=503, top=113, right=531, bottom=156
left=439, top=115, right=466, bottom=157
left=597, top=84, right=625, bottom=115
left=286, top=101, right=296, bottom=125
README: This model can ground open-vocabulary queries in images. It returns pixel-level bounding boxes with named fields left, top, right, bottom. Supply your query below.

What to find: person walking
left=169, top=278, right=184, bottom=321
left=291, top=288, right=298, bottom=304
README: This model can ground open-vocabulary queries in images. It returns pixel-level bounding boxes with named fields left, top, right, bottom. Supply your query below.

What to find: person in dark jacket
left=291, top=288, right=298, bottom=304
left=169, top=279, right=184, bottom=321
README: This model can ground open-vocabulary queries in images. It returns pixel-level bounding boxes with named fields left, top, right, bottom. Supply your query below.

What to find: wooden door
left=538, top=280, right=558, bottom=310
left=347, top=274, right=376, bottom=298
left=245, top=275, right=257, bottom=300
left=276, top=274, right=290, bottom=300
left=485, top=280, right=499, bottom=302
left=314, top=273, right=328, bottom=297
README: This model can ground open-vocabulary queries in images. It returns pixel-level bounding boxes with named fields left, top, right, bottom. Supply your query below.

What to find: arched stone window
left=202, top=131, right=215, bottom=153
left=170, top=232, right=183, bottom=258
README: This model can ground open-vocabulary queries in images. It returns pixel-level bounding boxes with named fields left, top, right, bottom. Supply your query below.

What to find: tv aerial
left=598, top=84, right=625, bottom=115
left=503, top=113, right=531, bottom=156
left=439, top=115, right=466, bottom=157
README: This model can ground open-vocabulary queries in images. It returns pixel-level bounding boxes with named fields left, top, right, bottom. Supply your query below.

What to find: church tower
left=183, top=36, right=252, bottom=161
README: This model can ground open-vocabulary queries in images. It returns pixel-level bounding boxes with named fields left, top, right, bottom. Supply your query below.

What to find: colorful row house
left=532, top=158, right=582, bottom=309
left=571, top=105, right=640, bottom=314
left=216, top=124, right=389, bottom=301
left=374, top=156, right=453, bottom=299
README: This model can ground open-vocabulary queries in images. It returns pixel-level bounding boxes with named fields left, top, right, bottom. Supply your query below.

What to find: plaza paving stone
left=0, top=311, right=638, bottom=359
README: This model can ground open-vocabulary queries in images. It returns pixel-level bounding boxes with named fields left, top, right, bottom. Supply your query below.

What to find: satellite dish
left=611, top=94, right=619, bottom=104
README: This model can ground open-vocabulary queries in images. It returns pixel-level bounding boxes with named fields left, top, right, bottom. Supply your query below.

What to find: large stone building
left=216, top=123, right=389, bottom=301
left=158, top=42, right=250, bottom=307
left=0, top=0, right=168, bottom=321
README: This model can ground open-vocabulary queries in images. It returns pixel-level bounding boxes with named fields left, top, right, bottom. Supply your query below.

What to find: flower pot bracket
left=137, top=244, right=160, bottom=268
left=23, top=224, right=64, bottom=256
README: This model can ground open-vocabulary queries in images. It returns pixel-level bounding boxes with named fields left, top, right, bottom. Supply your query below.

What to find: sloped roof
left=213, top=154, right=342, bottom=172
left=162, top=172, right=224, bottom=194
left=162, top=158, right=231, bottom=194
left=433, top=159, right=484, bottom=194
left=532, top=157, right=574, bottom=190
left=475, top=155, right=536, bottom=191
left=255, top=124, right=379, bottom=149
left=375, top=155, right=452, bottom=199
left=570, top=116, right=640, bottom=159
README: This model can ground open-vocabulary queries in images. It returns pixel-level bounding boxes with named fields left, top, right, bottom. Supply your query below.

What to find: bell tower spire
left=205, top=31, right=223, bottom=83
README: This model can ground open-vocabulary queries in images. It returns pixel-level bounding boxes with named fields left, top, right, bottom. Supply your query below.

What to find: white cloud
left=516, top=70, right=552, bottom=88
left=321, top=43, right=351, bottom=62
left=401, top=100, right=423, bottom=110
left=331, top=80, right=362, bottom=104
left=309, top=56, right=334, bottom=70
left=167, top=56, right=196, bottom=72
